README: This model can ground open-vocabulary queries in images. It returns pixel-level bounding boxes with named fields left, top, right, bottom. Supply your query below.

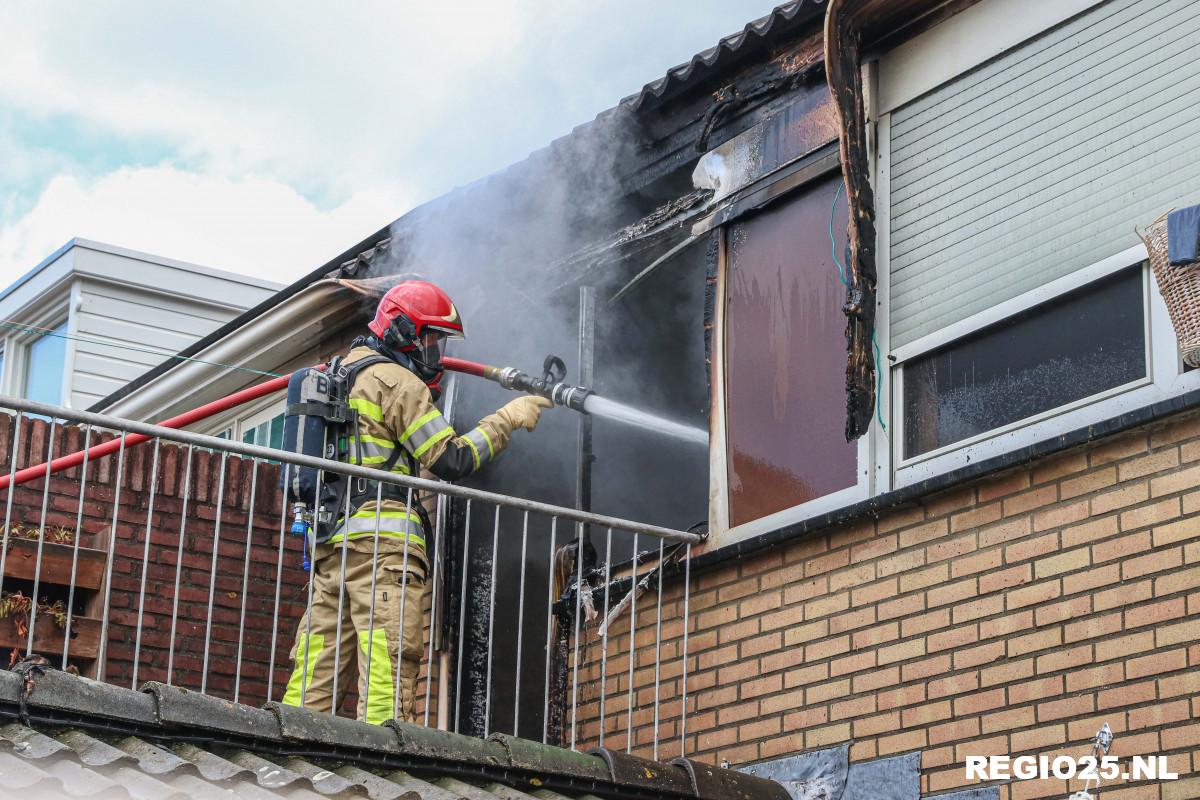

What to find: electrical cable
left=829, top=182, right=887, bottom=432
left=0, top=319, right=284, bottom=379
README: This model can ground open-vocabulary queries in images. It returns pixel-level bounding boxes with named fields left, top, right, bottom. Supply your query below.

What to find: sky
left=0, top=1, right=779, bottom=289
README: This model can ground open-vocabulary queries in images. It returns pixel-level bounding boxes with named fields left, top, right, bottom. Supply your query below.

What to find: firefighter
left=281, top=280, right=552, bottom=724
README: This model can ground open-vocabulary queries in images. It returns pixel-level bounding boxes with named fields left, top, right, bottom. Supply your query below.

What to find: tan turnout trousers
left=283, top=546, right=427, bottom=724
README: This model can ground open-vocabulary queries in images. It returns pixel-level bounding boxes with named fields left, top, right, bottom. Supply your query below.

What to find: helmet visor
left=415, top=331, right=448, bottom=368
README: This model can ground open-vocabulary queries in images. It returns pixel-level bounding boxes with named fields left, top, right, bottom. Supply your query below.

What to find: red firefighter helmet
left=368, top=280, right=464, bottom=386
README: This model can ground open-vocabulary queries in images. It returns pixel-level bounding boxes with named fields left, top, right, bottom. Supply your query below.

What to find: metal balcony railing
left=0, top=397, right=700, bottom=759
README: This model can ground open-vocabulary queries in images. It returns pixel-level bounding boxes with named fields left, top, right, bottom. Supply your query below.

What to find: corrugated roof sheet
left=0, top=667, right=787, bottom=800
left=621, top=1, right=814, bottom=110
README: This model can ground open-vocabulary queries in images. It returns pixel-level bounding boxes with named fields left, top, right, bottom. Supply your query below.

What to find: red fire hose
left=0, top=371, right=297, bottom=490
left=1, top=356, right=569, bottom=490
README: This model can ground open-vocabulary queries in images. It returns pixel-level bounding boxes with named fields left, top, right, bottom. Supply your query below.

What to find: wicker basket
left=1138, top=213, right=1200, bottom=367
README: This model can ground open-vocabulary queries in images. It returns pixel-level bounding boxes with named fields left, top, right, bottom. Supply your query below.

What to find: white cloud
left=0, top=166, right=410, bottom=285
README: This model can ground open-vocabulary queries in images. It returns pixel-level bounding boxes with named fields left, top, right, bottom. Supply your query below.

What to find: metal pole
left=62, top=425, right=91, bottom=670
left=95, top=433, right=127, bottom=682
left=569, top=525, right=584, bottom=751
left=652, top=538, right=664, bottom=761
left=200, top=451, right=229, bottom=695
left=330, top=477, right=353, bottom=716
left=680, top=543, right=692, bottom=758
left=299, top=435, right=328, bottom=708
left=426, top=372, right=458, bottom=727
left=131, top=438, right=161, bottom=688
left=234, top=458, right=259, bottom=704
left=598, top=527, right=612, bottom=747
left=541, top=517, right=557, bottom=745
left=166, top=446, right=194, bottom=685
left=0, top=413, right=23, bottom=601
left=576, top=286, right=595, bottom=554
left=267, top=463, right=290, bottom=701
left=454, top=499, right=472, bottom=734
left=483, top=504, right=500, bottom=737
left=26, top=419, right=57, bottom=655
left=625, top=533, right=638, bottom=753
left=513, top=511, right=529, bottom=735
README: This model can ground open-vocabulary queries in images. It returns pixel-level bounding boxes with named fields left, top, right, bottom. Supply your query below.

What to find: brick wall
left=575, top=409, right=1200, bottom=799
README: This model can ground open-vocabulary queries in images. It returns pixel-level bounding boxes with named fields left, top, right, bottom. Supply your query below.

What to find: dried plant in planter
left=0, top=591, right=69, bottom=639
left=5, top=525, right=76, bottom=546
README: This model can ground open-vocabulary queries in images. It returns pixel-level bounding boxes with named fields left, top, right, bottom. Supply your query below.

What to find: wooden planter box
left=0, top=614, right=101, bottom=660
left=2, top=538, right=107, bottom=591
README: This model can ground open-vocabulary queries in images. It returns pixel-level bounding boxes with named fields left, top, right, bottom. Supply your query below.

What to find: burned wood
left=824, top=0, right=878, bottom=441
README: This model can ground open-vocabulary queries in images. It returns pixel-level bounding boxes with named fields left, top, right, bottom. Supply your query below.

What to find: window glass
left=903, top=267, right=1146, bottom=459
left=25, top=321, right=68, bottom=405
left=724, top=173, right=858, bottom=527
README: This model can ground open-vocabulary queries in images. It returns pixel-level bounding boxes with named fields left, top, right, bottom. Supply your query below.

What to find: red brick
left=954, top=641, right=1005, bottom=670
left=923, top=486, right=978, bottom=518
left=954, top=688, right=1006, bottom=716
left=1093, top=531, right=1152, bottom=563
left=1124, top=547, right=1183, bottom=580
left=927, top=577, right=978, bottom=608
left=1033, top=451, right=1089, bottom=484
left=805, top=548, right=850, bottom=577
left=878, top=593, right=925, bottom=621
left=1036, top=644, right=1092, bottom=674
left=1120, top=449, right=1181, bottom=481
left=1128, top=699, right=1191, bottom=729
left=1150, top=463, right=1200, bottom=498
left=902, top=654, right=951, bottom=682
left=1034, top=595, right=1091, bottom=627
left=929, top=717, right=981, bottom=745
left=927, top=670, right=979, bottom=700
left=1063, top=564, right=1121, bottom=598
left=1060, top=467, right=1118, bottom=501
left=850, top=533, right=898, bottom=563
left=1090, top=431, right=1149, bottom=465
left=877, top=683, right=927, bottom=711
left=1034, top=547, right=1090, bottom=578
left=1098, top=680, right=1157, bottom=710
left=897, top=520, right=950, bottom=551
left=783, top=576, right=827, bottom=605
left=1155, top=619, right=1199, bottom=648
left=850, top=578, right=897, bottom=607
left=1155, top=566, right=1200, bottom=597
left=1120, top=498, right=1182, bottom=532
left=1008, top=627, right=1063, bottom=657
left=899, top=563, right=948, bottom=593
left=1067, top=662, right=1124, bottom=692
left=978, top=517, right=1033, bottom=547
left=1064, top=611, right=1123, bottom=643
left=1003, top=485, right=1059, bottom=517
left=1126, top=648, right=1187, bottom=679
left=980, top=564, right=1031, bottom=594
left=1091, top=482, right=1150, bottom=515
left=980, top=610, right=1033, bottom=640
left=1007, top=580, right=1062, bottom=609
left=953, top=595, right=1004, bottom=624
left=978, top=470, right=1030, bottom=502
left=950, top=503, right=1002, bottom=533
left=951, top=549, right=1002, bottom=578
left=877, top=506, right=925, bottom=533
left=1062, top=516, right=1120, bottom=548
left=1152, top=518, right=1200, bottom=547
left=1005, top=533, right=1059, bottom=564
left=1038, top=694, right=1094, bottom=721
left=929, top=625, right=979, bottom=653
left=1123, top=597, right=1190, bottom=628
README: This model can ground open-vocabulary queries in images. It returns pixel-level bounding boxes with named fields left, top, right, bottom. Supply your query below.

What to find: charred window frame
left=708, top=162, right=873, bottom=546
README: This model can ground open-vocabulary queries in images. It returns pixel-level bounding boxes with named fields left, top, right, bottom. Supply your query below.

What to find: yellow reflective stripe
left=399, top=409, right=442, bottom=444
left=412, top=426, right=453, bottom=459
left=356, top=434, right=395, bottom=448
left=349, top=398, right=384, bottom=422
left=359, top=628, right=394, bottom=725
left=282, top=633, right=324, bottom=707
left=463, top=437, right=481, bottom=470
left=390, top=462, right=411, bottom=474
left=478, top=427, right=495, bottom=460
left=328, top=530, right=426, bottom=546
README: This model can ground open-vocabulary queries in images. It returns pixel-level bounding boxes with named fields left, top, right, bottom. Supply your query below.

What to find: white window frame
left=874, top=0, right=1200, bottom=490
left=200, top=392, right=286, bottom=442
left=9, top=293, right=74, bottom=407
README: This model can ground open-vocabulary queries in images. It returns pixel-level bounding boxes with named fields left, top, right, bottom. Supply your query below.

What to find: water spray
left=442, top=354, right=708, bottom=447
